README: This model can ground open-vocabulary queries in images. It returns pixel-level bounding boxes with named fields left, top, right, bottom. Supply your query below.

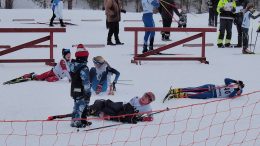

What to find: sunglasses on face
left=93, top=59, right=104, bottom=65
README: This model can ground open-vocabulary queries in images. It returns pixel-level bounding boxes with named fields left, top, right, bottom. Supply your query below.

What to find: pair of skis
left=3, top=72, right=34, bottom=85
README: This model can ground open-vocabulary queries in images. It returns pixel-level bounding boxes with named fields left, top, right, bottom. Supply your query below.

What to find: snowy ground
left=0, top=9, right=259, bottom=146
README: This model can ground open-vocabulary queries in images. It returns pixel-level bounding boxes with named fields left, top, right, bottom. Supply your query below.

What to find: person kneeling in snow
left=81, top=91, right=156, bottom=124
left=23, top=48, right=71, bottom=82
left=89, top=56, right=120, bottom=95
left=164, top=78, right=244, bottom=102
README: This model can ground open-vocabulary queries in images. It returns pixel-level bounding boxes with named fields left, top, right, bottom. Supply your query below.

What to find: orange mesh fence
left=0, top=91, right=259, bottom=146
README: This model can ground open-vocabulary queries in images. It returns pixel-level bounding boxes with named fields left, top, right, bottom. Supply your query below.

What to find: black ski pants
left=218, top=18, right=233, bottom=44
left=107, top=21, right=120, bottom=42
left=209, top=8, right=218, bottom=27
left=161, top=17, right=173, bottom=36
left=242, top=27, right=249, bottom=49
left=235, top=13, right=244, bottom=46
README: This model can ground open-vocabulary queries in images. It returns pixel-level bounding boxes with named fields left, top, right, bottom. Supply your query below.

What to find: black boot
left=161, top=32, right=166, bottom=41
left=115, top=34, right=124, bottom=45
left=234, top=36, right=242, bottom=48
left=107, top=40, right=116, bottom=46
left=49, top=13, right=55, bottom=27
left=115, top=37, right=124, bottom=45
left=164, top=34, right=171, bottom=41
left=107, top=33, right=116, bottom=45
left=143, top=44, right=148, bottom=53
left=49, top=22, right=54, bottom=27
left=59, top=19, right=66, bottom=27
left=149, top=37, right=154, bottom=51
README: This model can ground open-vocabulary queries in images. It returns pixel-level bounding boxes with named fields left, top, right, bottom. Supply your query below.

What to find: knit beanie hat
left=75, top=44, right=89, bottom=59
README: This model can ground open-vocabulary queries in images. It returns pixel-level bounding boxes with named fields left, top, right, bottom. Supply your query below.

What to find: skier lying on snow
left=164, top=78, right=244, bottom=102
left=23, top=48, right=71, bottom=82
left=78, top=91, right=156, bottom=126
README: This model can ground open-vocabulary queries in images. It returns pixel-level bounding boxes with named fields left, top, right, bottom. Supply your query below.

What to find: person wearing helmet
left=23, top=48, right=71, bottom=82
left=81, top=91, right=156, bottom=124
left=164, top=78, right=244, bottom=102
left=89, top=56, right=120, bottom=95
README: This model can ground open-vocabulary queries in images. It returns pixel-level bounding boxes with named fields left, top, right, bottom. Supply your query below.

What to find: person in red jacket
left=23, top=48, right=71, bottom=82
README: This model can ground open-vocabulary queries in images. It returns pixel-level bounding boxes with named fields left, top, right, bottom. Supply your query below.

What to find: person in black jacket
left=159, top=0, right=181, bottom=41
left=70, top=44, right=92, bottom=128
left=207, top=0, right=218, bottom=27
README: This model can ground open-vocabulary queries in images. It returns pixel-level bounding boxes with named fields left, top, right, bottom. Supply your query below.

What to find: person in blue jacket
left=141, top=0, right=160, bottom=53
left=89, top=56, right=120, bottom=95
left=164, top=78, right=244, bottom=101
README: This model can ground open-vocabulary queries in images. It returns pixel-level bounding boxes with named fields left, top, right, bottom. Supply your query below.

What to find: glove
left=142, top=117, right=153, bottom=122
left=121, top=9, right=126, bottom=13
left=96, top=84, right=102, bottom=94
left=112, top=81, right=116, bottom=91
left=219, top=8, right=224, bottom=12
left=232, top=7, right=236, bottom=13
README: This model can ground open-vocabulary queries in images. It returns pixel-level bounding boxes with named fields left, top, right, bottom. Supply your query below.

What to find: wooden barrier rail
left=124, top=27, right=217, bottom=64
left=0, top=28, right=66, bottom=66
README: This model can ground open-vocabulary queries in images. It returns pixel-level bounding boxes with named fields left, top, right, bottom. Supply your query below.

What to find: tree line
left=1, top=0, right=260, bottom=13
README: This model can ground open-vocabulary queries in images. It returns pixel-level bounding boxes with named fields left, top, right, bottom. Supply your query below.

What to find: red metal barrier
left=124, top=27, right=217, bottom=64
left=0, top=28, right=66, bottom=66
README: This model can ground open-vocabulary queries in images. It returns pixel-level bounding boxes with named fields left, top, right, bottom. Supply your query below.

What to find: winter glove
left=219, top=8, right=224, bottom=13
left=96, top=84, right=102, bottom=94
left=121, top=9, right=126, bottom=13
left=112, top=81, right=116, bottom=91
left=232, top=7, right=236, bottom=13
left=142, top=116, right=154, bottom=122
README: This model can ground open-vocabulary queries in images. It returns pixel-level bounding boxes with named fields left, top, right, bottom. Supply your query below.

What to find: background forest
left=1, top=0, right=260, bottom=13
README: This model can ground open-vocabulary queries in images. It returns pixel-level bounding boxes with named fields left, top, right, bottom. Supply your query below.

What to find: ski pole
left=83, top=123, right=122, bottom=132
left=118, top=80, right=133, bottom=82
left=117, top=82, right=134, bottom=85
left=250, top=24, right=253, bottom=51
left=149, top=107, right=170, bottom=116
left=47, top=113, right=72, bottom=120
left=253, top=32, right=259, bottom=53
